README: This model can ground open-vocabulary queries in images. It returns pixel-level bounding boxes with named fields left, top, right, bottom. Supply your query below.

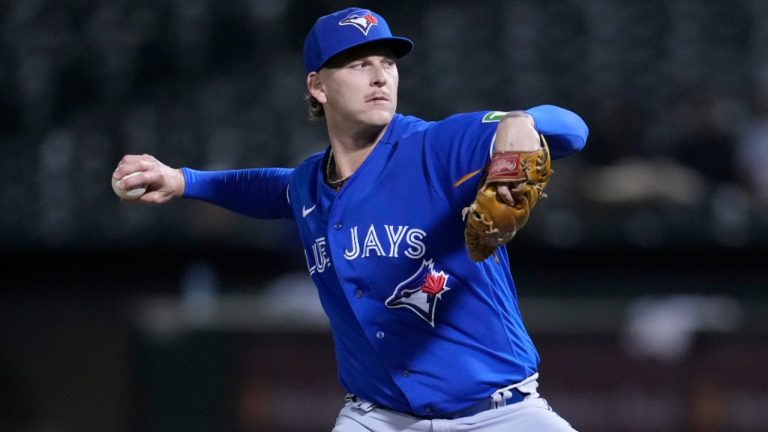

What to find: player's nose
left=370, top=64, right=387, bottom=87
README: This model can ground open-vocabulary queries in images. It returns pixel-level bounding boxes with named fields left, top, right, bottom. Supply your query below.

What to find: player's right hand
left=112, top=154, right=185, bottom=204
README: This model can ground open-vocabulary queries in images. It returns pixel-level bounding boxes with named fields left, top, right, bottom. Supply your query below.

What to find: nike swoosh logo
left=302, top=204, right=317, bottom=218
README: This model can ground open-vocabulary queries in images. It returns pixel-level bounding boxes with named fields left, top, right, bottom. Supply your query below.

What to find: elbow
left=552, top=126, right=588, bottom=159
left=529, top=104, right=589, bottom=158
left=570, top=115, right=589, bottom=152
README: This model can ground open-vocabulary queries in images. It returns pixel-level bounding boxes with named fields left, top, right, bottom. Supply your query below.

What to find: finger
left=496, top=184, right=515, bottom=206
left=138, top=191, right=162, bottom=204
left=113, top=159, right=157, bottom=179
left=116, top=154, right=155, bottom=166
left=138, top=190, right=173, bottom=205
left=115, top=154, right=158, bottom=172
left=113, top=163, right=142, bottom=179
left=118, top=171, right=149, bottom=190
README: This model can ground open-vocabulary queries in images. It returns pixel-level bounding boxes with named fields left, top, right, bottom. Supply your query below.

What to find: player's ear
left=307, top=72, right=327, bottom=104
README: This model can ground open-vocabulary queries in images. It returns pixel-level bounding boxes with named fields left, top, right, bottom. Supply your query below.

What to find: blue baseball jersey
left=182, top=105, right=588, bottom=417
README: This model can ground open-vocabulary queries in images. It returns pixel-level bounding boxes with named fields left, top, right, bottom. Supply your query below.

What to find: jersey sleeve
left=525, top=104, right=589, bottom=159
left=422, top=111, right=499, bottom=211
left=423, top=107, right=589, bottom=211
left=181, top=167, right=294, bottom=219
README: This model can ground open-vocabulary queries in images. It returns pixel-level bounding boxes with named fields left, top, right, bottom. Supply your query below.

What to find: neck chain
left=326, top=150, right=351, bottom=189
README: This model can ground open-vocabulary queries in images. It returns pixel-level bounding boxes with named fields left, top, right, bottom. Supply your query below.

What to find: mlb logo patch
left=339, top=10, right=379, bottom=35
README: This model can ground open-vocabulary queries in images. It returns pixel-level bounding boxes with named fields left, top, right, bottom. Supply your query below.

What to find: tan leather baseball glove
left=462, top=135, right=551, bottom=261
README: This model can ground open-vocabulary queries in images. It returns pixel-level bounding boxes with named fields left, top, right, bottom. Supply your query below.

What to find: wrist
left=493, top=113, right=540, bottom=153
left=175, top=168, right=187, bottom=197
left=505, top=110, right=535, bottom=129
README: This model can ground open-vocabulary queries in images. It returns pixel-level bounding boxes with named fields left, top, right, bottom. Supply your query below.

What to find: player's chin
left=359, top=107, right=395, bottom=126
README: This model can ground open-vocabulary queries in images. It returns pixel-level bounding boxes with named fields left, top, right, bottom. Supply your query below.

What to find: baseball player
left=112, top=7, right=588, bottom=431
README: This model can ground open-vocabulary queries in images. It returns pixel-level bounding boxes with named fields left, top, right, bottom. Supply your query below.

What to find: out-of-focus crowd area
left=2, top=0, right=768, bottom=253
left=2, top=1, right=768, bottom=431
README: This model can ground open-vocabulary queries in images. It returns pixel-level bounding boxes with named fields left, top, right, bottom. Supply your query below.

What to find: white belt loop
left=346, top=394, right=377, bottom=413
left=490, top=372, right=540, bottom=407
left=356, top=400, right=376, bottom=412
left=516, top=373, right=540, bottom=399
left=490, top=391, right=505, bottom=409
left=490, top=390, right=515, bottom=408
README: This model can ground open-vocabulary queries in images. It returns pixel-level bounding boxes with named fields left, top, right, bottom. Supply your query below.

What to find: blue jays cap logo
left=386, top=259, right=451, bottom=327
left=339, top=9, right=379, bottom=35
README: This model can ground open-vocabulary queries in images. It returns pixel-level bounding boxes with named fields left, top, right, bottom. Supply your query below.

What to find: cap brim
left=318, top=37, right=414, bottom=71
left=382, top=37, right=414, bottom=58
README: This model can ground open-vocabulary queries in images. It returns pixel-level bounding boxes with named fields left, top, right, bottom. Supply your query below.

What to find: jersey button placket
left=334, top=222, right=342, bottom=230
left=376, top=330, right=385, bottom=339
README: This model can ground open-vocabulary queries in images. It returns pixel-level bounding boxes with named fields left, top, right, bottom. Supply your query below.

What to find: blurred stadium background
left=2, top=0, right=768, bottom=431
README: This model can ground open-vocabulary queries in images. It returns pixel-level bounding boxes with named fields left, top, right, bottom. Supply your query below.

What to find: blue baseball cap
left=303, top=7, right=414, bottom=74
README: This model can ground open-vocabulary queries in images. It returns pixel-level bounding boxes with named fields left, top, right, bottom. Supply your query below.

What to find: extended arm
left=112, top=154, right=294, bottom=219
left=183, top=168, right=293, bottom=219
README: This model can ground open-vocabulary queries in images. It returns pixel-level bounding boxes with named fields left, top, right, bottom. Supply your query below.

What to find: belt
left=429, top=387, right=527, bottom=419
left=346, top=381, right=533, bottom=420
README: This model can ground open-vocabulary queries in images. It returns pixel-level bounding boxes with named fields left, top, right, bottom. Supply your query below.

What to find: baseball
left=112, top=172, right=147, bottom=200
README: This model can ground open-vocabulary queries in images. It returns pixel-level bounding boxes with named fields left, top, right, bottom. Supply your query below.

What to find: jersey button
left=376, top=330, right=385, bottom=339
left=355, top=289, right=363, bottom=298
left=401, top=369, right=410, bottom=378
left=334, top=222, right=342, bottom=229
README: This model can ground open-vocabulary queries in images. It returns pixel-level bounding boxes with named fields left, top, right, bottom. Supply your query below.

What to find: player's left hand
left=495, top=183, right=517, bottom=207
left=462, top=135, right=552, bottom=261
left=489, top=112, right=540, bottom=207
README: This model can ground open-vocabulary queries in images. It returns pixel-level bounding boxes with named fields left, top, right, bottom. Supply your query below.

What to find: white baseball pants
left=332, top=375, right=577, bottom=432
left=332, top=397, right=576, bottom=432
